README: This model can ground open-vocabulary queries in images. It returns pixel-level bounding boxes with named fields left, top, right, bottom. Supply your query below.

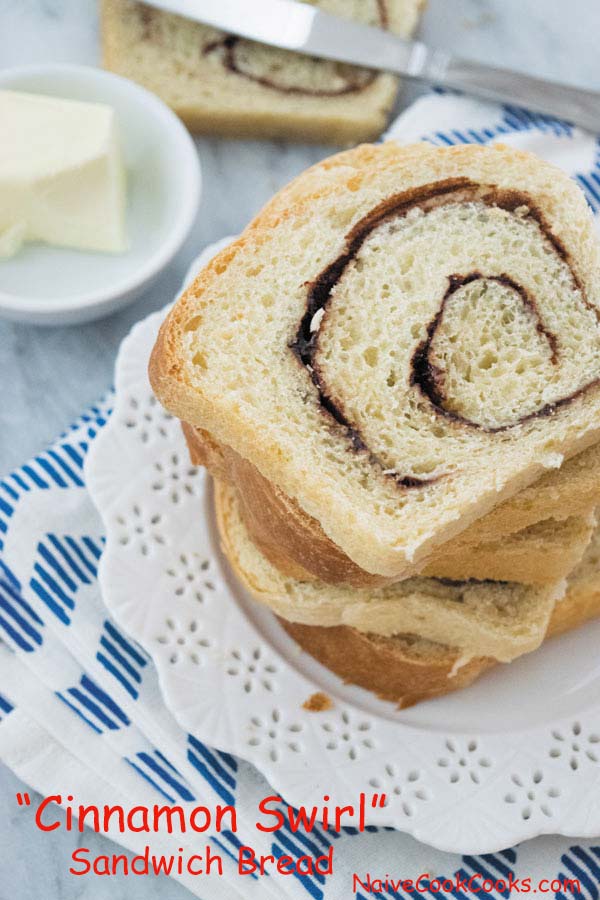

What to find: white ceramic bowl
left=0, top=64, right=201, bottom=325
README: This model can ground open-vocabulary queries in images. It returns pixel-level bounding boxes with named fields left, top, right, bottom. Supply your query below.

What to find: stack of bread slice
left=150, top=141, right=600, bottom=708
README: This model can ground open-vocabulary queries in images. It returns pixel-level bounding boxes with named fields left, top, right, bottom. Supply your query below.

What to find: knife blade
left=143, top=0, right=600, bottom=133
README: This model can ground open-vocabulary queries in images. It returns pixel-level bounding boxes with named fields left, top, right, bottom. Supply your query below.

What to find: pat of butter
left=0, top=90, right=127, bottom=258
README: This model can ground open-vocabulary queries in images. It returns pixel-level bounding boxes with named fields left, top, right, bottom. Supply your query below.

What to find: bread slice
left=456, top=439, right=600, bottom=543
left=151, top=142, right=600, bottom=581
left=214, top=479, right=564, bottom=662
left=183, top=422, right=596, bottom=586
left=100, top=0, right=424, bottom=144
left=279, top=593, right=600, bottom=708
left=282, top=527, right=600, bottom=708
left=419, top=514, right=594, bottom=585
left=215, top=479, right=600, bottom=707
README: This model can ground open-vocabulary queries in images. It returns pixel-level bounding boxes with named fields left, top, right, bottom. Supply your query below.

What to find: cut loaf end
left=101, top=0, right=425, bottom=144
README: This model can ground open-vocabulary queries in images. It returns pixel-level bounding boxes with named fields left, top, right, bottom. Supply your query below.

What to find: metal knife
left=143, top=0, right=600, bottom=133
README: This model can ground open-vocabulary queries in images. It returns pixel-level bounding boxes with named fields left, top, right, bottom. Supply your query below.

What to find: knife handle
left=428, top=51, right=600, bottom=133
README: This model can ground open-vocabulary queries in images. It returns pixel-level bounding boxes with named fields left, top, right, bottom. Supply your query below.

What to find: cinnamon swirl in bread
left=215, top=479, right=600, bottom=708
left=150, top=142, right=600, bottom=582
left=100, top=0, right=424, bottom=144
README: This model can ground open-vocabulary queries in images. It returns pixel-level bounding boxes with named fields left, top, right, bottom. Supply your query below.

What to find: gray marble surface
left=1, top=1, right=599, bottom=897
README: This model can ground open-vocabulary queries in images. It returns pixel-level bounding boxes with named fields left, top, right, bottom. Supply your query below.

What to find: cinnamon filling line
left=201, top=0, right=387, bottom=96
left=290, top=178, right=597, bottom=485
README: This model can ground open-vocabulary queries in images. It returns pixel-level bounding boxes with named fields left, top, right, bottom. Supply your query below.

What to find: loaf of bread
left=101, top=0, right=424, bottom=144
left=183, top=423, right=597, bottom=586
left=215, top=479, right=600, bottom=707
left=151, top=142, right=600, bottom=582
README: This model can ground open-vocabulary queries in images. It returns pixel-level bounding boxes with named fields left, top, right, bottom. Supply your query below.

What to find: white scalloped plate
left=86, top=242, right=600, bottom=855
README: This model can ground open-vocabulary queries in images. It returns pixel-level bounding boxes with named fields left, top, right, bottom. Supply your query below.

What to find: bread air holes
left=369, top=766, right=429, bottom=817
left=166, top=553, right=215, bottom=604
left=192, top=351, right=208, bottom=370
left=504, top=771, right=560, bottom=820
left=184, top=315, right=202, bottom=332
left=226, top=644, right=278, bottom=693
left=122, top=393, right=173, bottom=442
left=410, top=458, right=441, bottom=476
left=316, top=196, right=600, bottom=449
left=427, top=278, right=560, bottom=430
left=247, top=709, right=303, bottom=761
left=156, top=616, right=212, bottom=667
left=363, top=346, right=379, bottom=367
left=550, top=722, right=600, bottom=768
